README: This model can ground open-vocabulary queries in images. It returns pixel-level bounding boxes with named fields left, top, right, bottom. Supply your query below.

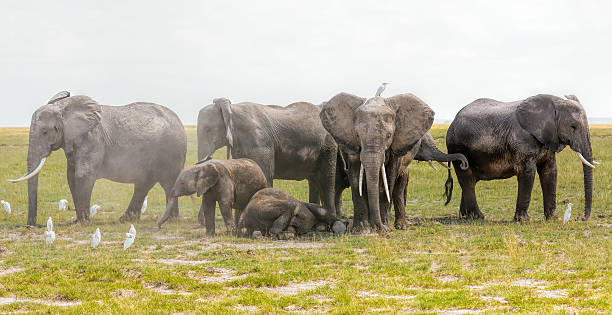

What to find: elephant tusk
left=592, top=160, right=600, bottom=165
left=381, top=163, right=390, bottom=203
left=576, top=152, right=596, bottom=169
left=8, top=157, right=47, bottom=182
left=427, top=160, right=438, bottom=170
left=437, top=161, right=451, bottom=169
left=358, top=163, right=364, bottom=196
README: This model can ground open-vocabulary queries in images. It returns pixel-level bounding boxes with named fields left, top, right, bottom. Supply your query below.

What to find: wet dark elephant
left=320, top=92, right=435, bottom=233
left=9, top=91, right=186, bottom=225
left=197, top=98, right=339, bottom=217
left=446, top=94, right=597, bottom=221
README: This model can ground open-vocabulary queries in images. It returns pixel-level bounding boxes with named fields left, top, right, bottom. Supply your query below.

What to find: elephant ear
left=565, top=94, right=581, bottom=103
left=386, top=93, right=435, bottom=156
left=61, top=96, right=102, bottom=153
left=516, top=94, right=561, bottom=152
left=214, top=98, right=234, bottom=159
left=48, top=91, right=70, bottom=104
left=196, top=163, right=220, bottom=197
left=319, top=92, right=365, bottom=154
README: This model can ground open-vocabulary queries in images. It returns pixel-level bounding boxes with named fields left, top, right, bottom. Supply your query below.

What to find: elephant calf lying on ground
left=237, top=188, right=346, bottom=238
left=158, top=158, right=268, bottom=235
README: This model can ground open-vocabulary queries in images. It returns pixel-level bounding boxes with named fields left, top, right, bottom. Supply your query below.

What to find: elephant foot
left=462, top=209, right=484, bottom=220
left=71, top=217, right=91, bottom=226
left=351, top=219, right=371, bottom=234
left=513, top=212, right=530, bottom=222
left=394, top=217, right=409, bottom=230
left=119, top=212, right=140, bottom=223
left=277, top=231, right=295, bottom=240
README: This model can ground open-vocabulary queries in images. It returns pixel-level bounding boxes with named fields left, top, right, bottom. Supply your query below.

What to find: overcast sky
left=1, top=1, right=611, bottom=126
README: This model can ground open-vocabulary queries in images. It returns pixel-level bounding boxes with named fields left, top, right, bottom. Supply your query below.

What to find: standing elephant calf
left=446, top=94, right=597, bottom=221
left=9, top=91, right=186, bottom=225
left=237, top=188, right=346, bottom=238
left=158, top=158, right=268, bottom=235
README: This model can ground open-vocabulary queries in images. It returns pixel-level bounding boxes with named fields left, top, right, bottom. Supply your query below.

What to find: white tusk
left=358, top=164, right=364, bottom=196
left=428, top=160, right=438, bottom=170
left=592, top=160, right=600, bottom=165
left=437, top=161, right=451, bottom=169
left=8, top=158, right=47, bottom=182
left=381, top=163, right=390, bottom=203
left=576, top=152, right=595, bottom=169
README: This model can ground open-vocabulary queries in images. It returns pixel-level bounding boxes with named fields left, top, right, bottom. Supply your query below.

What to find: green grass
left=0, top=125, right=611, bottom=314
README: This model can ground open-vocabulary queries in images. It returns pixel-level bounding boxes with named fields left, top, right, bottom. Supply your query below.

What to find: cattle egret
left=141, top=196, right=148, bottom=214
left=375, top=82, right=390, bottom=97
left=124, top=225, right=136, bottom=249
left=90, top=204, right=100, bottom=217
left=563, top=203, right=572, bottom=224
left=91, top=228, right=101, bottom=249
left=1, top=200, right=11, bottom=214
left=44, top=217, right=55, bottom=245
left=59, top=199, right=68, bottom=211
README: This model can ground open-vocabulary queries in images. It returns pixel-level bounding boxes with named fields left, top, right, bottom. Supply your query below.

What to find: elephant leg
left=316, top=146, right=338, bottom=217
left=454, top=164, right=483, bottom=219
left=334, top=187, right=345, bottom=218
left=120, top=181, right=155, bottom=223
left=514, top=163, right=536, bottom=222
left=538, top=156, right=557, bottom=220
left=218, top=200, right=235, bottom=234
left=392, top=170, right=409, bottom=230
left=200, top=197, right=217, bottom=236
left=72, top=175, right=96, bottom=224
left=247, top=149, right=275, bottom=187
left=270, top=210, right=293, bottom=236
left=308, top=181, right=320, bottom=204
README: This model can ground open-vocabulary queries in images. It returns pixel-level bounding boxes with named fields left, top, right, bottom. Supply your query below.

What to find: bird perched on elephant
left=320, top=92, right=435, bottom=233
left=157, top=158, right=268, bottom=235
left=197, top=98, right=340, bottom=217
left=237, top=188, right=346, bottom=238
left=9, top=91, right=186, bottom=225
left=446, top=94, right=597, bottom=221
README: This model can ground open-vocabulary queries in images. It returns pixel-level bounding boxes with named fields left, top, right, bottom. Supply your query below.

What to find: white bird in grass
left=91, top=228, right=101, bottom=249
left=59, top=199, right=68, bottom=211
left=141, top=196, right=148, bottom=214
left=90, top=204, right=100, bottom=217
left=1, top=200, right=11, bottom=214
left=124, top=224, right=136, bottom=250
left=375, top=82, right=390, bottom=97
left=44, top=217, right=55, bottom=245
left=563, top=203, right=572, bottom=224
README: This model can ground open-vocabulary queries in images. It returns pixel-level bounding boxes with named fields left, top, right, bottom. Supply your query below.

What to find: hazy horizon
left=1, top=1, right=611, bottom=127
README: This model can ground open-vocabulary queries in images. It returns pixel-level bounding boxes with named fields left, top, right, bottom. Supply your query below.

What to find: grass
left=0, top=124, right=611, bottom=314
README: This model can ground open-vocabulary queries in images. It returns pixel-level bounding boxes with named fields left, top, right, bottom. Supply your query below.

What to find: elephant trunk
left=362, top=151, right=384, bottom=230
left=581, top=142, right=594, bottom=220
left=24, top=137, right=49, bottom=226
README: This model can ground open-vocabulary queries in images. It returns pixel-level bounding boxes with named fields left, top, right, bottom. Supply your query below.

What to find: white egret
left=59, top=199, right=68, bottom=211
left=1, top=200, right=11, bottom=214
left=375, top=82, right=390, bottom=97
left=124, top=225, right=136, bottom=250
left=563, top=203, right=572, bottom=224
left=91, top=228, right=101, bottom=249
left=90, top=204, right=100, bottom=217
left=44, top=217, right=55, bottom=245
left=141, top=196, right=148, bottom=214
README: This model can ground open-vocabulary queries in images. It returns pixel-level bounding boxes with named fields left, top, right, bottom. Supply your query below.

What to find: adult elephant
left=320, top=92, right=434, bottom=233
left=446, top=94, right=596, bottom=221
left=9, top=91, right=187, bottom=225
left=391, top=132, right=469, bottom=229
left=197, top=98, right=339, bottom=216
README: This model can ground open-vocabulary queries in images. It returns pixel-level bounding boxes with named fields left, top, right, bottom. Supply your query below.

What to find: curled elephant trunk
left=157, top=197, right=177, bottom=228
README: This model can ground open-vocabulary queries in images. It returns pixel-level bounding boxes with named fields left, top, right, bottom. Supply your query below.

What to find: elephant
left=197, top=97, right=340, bottom=217
left=9, top=91, right=187, bottom=225
left=446, top=94, right=597, bottom=221
left=157, top=158, right=268, bottom=235
left=236, top=188, right=346, bottom=238
left=320, top=92, right=435, bottom=233
left=391, top=132, right=469, bottom=229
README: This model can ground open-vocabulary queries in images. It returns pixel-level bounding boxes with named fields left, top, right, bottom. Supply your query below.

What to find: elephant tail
left=444, top=162, right=453, bottom=206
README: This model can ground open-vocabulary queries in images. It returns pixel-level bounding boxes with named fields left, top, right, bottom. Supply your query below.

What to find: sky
left=1, top=0, right=611, bottom=126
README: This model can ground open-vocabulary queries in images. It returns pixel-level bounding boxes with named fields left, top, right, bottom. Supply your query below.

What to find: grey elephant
left=320, top=92, right=435, bottom=233
left=158, top=158, right=268, bottom=235
left=236, top=188, right=346, bottom=238
left=197, top=97, right=340, bottom=217
left=391, top=132, right=469, bottom=228
left=9, top=91, right=186, bottom=225
left=446, top=94, right=597, bottom=221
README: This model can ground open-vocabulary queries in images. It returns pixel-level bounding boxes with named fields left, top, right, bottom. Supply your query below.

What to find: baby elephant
left=157, top=158, right=268, bottom=235
left=237, top=188, right=346, bottom=238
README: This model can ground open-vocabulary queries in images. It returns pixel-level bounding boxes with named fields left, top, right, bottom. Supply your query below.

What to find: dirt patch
left=0, top=266, right=24, bottom=277
left=157, top=258, right=214, bottom=265
left=260, top=280, right=329, bottom=295
left=144, top=283, right=192, bottom=296
left=481, top=295, right=508, bottom=304
left=511, top=279, right=548, bottom=289
left=234, top=304, right=259, bottom=312
left=0, top=296, right=81, bottom=307
left=536, top=289, right=568, bottom=299
left=437, top=275, right=459, bottom=283
left=111, top=289, right=135, bottom=298
left=188, top=267, right=247, bottom=283
left=226, top=241, right=327, bottom=250
left=357, top=290, right=415, bottom=300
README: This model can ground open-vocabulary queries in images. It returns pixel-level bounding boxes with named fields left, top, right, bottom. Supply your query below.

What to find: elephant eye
left=571, top=125, right=577, bottom=131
